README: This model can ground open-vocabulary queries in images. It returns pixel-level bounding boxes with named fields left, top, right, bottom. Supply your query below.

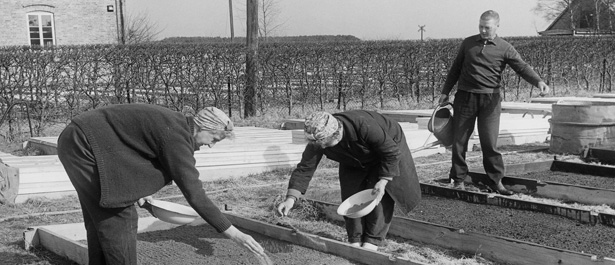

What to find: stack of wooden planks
left=9, top=127, right=306, bottom=203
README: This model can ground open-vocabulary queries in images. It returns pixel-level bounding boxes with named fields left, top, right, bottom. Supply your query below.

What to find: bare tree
left=258, top=0, right=285, bottom=41
left=533, top=0, right=578, bottom=30
left=236, top=0, right=286, bottom=41
left=124, top=12, right=163, bottom=44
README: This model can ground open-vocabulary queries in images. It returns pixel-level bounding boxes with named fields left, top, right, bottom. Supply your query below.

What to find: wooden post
left=245, top=0, right=258, bottom=117
left=227, top=76, right=232, bottom=117
left=118, top=0, right=125, bottom=44
left=228, top=0, right=235, bottom=41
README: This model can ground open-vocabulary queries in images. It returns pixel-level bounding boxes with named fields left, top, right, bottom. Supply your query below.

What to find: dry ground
left=2, top=141, right=612, bottom=264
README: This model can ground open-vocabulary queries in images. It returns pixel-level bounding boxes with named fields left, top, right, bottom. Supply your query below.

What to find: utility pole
left=245, top=0, right=259, bottom=117
left=418, top=25, right=426, bottom=41
left=228, top=0, right=235, bottom=41
left=115, top=0, right=125, bottom=44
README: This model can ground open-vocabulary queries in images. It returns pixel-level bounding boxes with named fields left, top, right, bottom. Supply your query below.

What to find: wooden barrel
left=549, top=101, right=615, bottom=154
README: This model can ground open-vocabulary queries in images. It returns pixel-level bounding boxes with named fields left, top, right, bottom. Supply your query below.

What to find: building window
left=28, top=12, right=55, bottom=46
left=580, top=10, right=595, bottom=29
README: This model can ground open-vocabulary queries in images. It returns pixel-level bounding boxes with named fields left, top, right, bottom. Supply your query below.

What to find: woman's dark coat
left=287, top=110, right=421, bottom=213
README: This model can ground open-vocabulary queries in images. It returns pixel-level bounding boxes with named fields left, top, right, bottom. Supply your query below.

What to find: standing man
left=277, top=110, right=421, bottom=251
left=57, top=104, right=266, bottom=265
left=438, top=10, right=550, bottom=195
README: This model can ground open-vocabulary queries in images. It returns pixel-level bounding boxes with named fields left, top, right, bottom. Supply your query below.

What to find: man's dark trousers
left=449, top=90, right=504, bottom=184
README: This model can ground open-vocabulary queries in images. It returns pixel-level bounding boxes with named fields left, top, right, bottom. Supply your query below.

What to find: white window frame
left=27, top=12, right=56, bottom=46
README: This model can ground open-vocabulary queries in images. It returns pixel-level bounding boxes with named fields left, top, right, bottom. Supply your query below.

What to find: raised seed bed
left=420, top=182, right=614, bottom=226
left=466, top=160, right=615, bottom=207
left=23, top=214, right=425, bottom=265
left=311, top=199, right=615, bottom=265
left=419, top=159, right=615, bottom=226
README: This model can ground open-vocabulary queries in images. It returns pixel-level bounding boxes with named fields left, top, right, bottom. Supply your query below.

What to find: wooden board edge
left=223, top=212, right=427, bottom=265
left=552, top=160, right=615, bottom=178
left=468, top=171, right=615, bottom=208
left=23, top=227, right=88, bottom=265
left=308, top=199, right=615, bottom=265
left=419, top=182, right=606, bottom=226
left=23, top=215, right=426, bottom=265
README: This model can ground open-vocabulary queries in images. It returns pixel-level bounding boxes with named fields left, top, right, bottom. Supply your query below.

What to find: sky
left=126, top=0, right=553, bottom=41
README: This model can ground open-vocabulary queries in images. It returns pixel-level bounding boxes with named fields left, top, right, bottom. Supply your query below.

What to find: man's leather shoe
left=491, top=181, right=513, bottom=196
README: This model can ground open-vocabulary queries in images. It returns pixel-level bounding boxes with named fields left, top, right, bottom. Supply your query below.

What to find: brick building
left=0, top=0, right=122, bottom=47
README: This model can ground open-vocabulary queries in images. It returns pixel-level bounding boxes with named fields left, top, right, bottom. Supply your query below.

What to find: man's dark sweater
left=441, top=34, right=543, bottom=95
left=71, top=104, right=232, bottom=232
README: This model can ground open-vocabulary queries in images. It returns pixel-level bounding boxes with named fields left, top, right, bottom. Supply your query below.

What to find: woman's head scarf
left=304, top=112, right=339, bottom=142
left=194, top=107, right=234, bottom=132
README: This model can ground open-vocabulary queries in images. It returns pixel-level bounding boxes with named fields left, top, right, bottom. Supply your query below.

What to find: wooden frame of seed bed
left=23, top=213, right=427, bottom=265
left=422, top=158, right=615, bottom=227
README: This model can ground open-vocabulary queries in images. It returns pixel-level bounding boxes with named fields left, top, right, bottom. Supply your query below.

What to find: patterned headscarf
left=194, top=107, right=234, bottom=132
left=304, top=112, right=339, bottom=142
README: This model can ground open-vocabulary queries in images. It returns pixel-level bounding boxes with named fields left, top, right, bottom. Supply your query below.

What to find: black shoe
left=490, top=181, right=513, bottom=196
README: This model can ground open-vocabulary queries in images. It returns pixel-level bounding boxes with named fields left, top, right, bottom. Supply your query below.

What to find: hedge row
left=0, top=36, right=613, bottom=140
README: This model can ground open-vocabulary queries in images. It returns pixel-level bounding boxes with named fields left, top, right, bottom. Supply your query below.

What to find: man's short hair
left=480, top=10, right=500, bottom=23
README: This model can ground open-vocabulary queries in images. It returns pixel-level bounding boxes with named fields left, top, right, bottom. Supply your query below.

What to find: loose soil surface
left=403, top=195, right=615, bottom=259
left=136, top=224, right=360, bottom=265
left=4, top=142, right=612, bottom=265
left=512, top=170, right=615, bottom=189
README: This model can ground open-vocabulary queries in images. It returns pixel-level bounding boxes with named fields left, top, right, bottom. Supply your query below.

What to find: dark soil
left=403, top=194, right=615, bottom=259
left=512, top=170, right=615, bottom=189
left=136, top=224, right=361, bottom=265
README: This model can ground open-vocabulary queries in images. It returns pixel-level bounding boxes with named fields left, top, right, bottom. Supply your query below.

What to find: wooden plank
left=500, top=102, right=552, bottom=116
left=551, top=160, right=615, bottom=177
left=472, top=160, right=554, bottom=176
left=310, top=200, right=615, bottom=265
left=504, top=160, right=554, bottom=175
left=593, top=93, right=615, bottom=99
left=420, top=183, right=610, bottom=226
left=223, top=212, right=424, bottom=265
left=530, top=96, right=615, bottom=104
left=25, top=215, right=425, bottom=265
left=23, top=217, right=193, bottom=265
left=24, top=127, right=298, bottom=154
left=15, top=154, right=301, bottom=176
left=379, top=109, right=433, bottom=123
left=16, top=161, right=296, bottom=200
left=291, top=127, right=446, bottom=157
left=17, top=161, right=297, bottom=195
left=36, top=228, right=88, bottom=265
left=468, top=172, right=615, bottom=207
left=587, top=148, right=615, bottom=165
left=13, top=147, right=303, bottom=173
left=15, top=191, right=77, bottom=203
left=280, top=119, right=305, bottom=130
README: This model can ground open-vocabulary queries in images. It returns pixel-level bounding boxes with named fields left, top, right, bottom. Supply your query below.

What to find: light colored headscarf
left=304, top=111, right=339, bottom=141
left=194, top=107, right=234, bottom=132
